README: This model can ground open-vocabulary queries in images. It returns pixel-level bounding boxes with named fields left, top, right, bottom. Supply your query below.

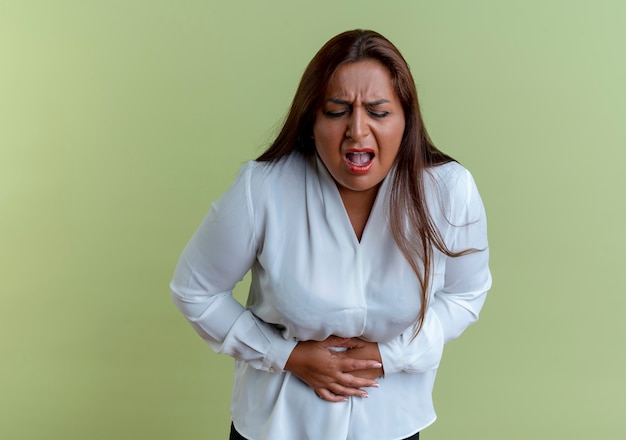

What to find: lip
left=344, top=148, right=375, bottom=154
left=343, top=148, right=375, bottom=175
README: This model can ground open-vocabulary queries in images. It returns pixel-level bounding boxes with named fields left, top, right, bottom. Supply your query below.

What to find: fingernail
left=372, top=382, right=379, bottom=388
left=361, top=393, right=369, bottom=398
left=372, top=362, right=382, bottom=368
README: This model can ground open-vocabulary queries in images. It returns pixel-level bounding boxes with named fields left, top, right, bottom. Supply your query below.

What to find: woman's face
left=313, top=59, right=405, bottom=198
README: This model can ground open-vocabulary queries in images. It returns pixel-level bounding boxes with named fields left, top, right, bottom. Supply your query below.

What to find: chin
left=340, top=178, right=381, bottom=194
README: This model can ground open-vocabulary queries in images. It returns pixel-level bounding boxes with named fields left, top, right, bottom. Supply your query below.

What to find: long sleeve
left=170, top=163, right=297, bottom=373
left=378, top=166, right=491, bottom=375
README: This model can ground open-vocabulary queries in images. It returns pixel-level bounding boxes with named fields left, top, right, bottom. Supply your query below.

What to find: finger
left=336, top=371, right=379, bottom=389
left=350, top=368, right=383, bottom=381
left=339, top=356, right=383, bottom=372
left=317, top=388, right=348, bottom=403
left=327, top=381, right=370, bottom=399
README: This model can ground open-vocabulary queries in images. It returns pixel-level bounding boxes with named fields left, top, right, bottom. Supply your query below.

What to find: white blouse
left=171, top=153, right=491, bottom=440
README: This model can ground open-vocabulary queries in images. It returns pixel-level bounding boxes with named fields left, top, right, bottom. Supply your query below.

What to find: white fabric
left=171, top=153, right=491, bottom=440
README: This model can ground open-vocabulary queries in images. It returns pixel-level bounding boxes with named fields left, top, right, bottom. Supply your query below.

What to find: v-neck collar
left=313, top=154, right=391, bottom=247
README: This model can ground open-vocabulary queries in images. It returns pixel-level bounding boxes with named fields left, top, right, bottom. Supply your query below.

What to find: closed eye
left=324, top=110, right=348, bottom=118
left=368, top=110, right=389, bottom=118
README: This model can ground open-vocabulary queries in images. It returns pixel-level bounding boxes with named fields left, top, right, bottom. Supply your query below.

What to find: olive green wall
left=1, top=1, right=624, bottom=438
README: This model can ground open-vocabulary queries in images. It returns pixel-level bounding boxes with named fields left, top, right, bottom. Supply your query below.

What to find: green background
left=2, top=1, right=625, bottom=438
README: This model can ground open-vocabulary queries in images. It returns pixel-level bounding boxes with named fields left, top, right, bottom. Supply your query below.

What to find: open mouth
left=345, top=151, right=374, bottom=166
left=344, top=151, right=375, bottom=174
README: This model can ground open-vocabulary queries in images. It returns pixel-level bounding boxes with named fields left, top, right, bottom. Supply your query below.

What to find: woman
left=171, top=29, right=491, bottom=440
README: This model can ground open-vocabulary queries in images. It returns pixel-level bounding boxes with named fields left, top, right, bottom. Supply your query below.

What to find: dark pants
left=230, top=423, right=419, bottom=439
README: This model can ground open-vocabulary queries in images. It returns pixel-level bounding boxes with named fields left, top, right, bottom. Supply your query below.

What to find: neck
left=337, top=184, right=380, bottom=241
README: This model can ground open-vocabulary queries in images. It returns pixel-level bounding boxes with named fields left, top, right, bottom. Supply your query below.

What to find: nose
left=346, top=108, right=370, bottom=140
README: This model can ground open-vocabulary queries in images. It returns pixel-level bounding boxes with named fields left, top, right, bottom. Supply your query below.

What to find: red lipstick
left=344, top=149, right=375, bottom=174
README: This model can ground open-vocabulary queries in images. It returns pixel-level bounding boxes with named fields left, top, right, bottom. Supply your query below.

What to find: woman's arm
left=170, top=164, right=297, bottom=372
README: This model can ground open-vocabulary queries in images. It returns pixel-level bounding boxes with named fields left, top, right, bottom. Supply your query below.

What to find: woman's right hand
left=284, top=336, right=381, bottom=402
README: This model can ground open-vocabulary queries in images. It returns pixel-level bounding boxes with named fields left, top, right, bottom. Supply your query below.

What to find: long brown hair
left=258, top=29, right=469, bottom=334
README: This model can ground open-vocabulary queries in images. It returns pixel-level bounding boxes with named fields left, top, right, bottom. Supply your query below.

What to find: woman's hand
left=284, top=336, right=383, bottom=402
left=341, top=338, right=385, bottom=380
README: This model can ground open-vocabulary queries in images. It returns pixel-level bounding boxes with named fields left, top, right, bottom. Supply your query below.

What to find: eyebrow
left=326, top=98, right=390, bottom=106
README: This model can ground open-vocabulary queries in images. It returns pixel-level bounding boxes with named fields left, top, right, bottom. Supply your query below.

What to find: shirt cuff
left=378, top=338, right=405, bottom=376
left=264, top=336, right=299, bottom=373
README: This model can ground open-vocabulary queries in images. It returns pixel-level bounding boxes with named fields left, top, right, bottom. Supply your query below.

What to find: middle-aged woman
left=171, top=29, right=492, bottom=440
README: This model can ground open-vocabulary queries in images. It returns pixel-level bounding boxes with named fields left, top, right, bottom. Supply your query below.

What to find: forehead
left=325, top=59, right=396, bottom=98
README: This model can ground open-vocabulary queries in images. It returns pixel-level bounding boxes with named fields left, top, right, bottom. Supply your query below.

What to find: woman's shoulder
left=232, top=153, right=310, bottom=201
left=242, top=152, right=308, bottom=182
left=427, top=160, right=469, bottom=178
left=424, top=161, right=482, bottom=214
left=426, top=161, right=474, bottom=192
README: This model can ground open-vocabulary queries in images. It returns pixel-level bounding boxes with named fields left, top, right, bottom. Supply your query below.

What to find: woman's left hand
left=344, top=338, right=384, bottom=380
